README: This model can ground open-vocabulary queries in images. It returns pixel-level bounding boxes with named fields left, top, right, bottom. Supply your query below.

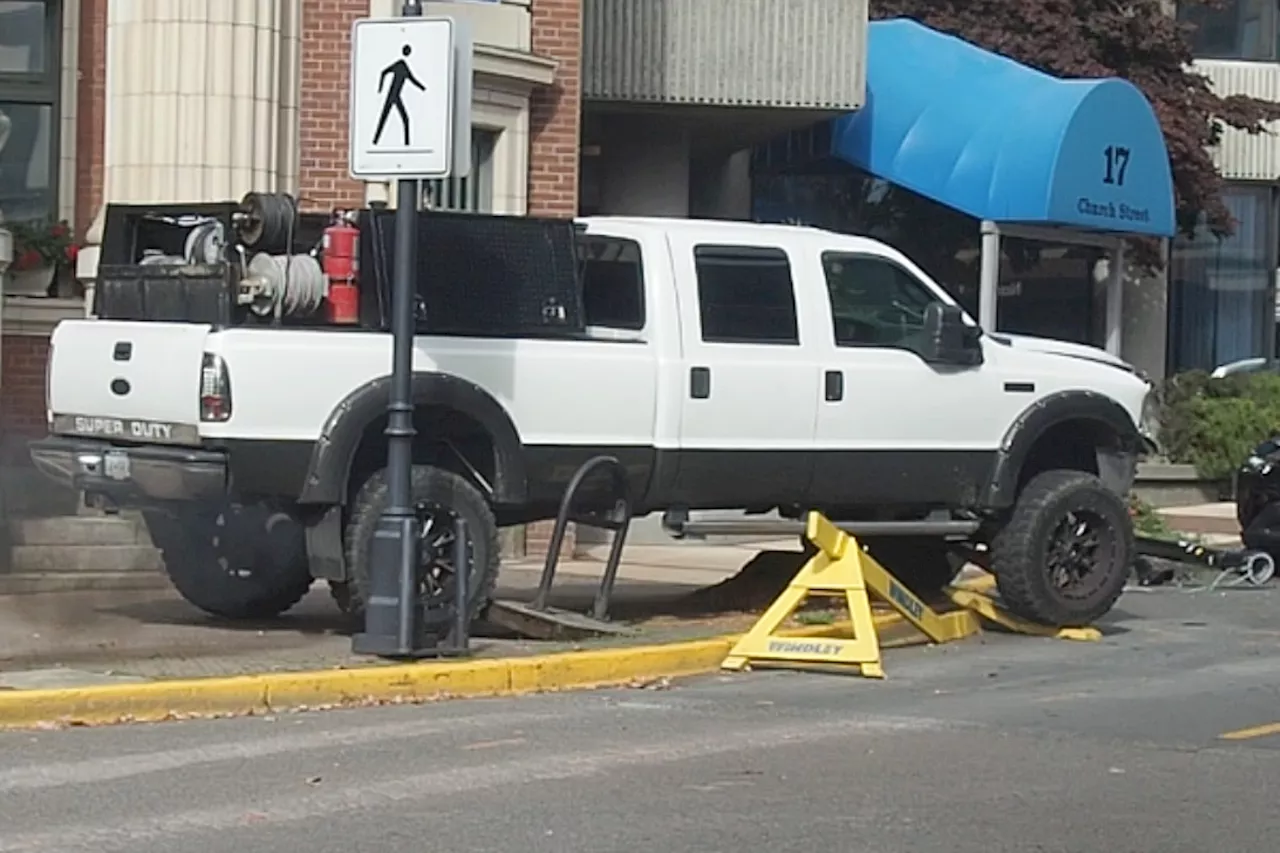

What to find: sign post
left=348, top=3, right=472, bottom=658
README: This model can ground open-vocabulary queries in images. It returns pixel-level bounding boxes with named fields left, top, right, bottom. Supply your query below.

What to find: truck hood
left=992, top=333, right=1138, bottom=375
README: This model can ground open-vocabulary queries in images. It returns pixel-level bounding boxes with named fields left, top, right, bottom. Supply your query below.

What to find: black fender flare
left=297, top=372, right=528, bottom=506
left=983, top=390, right=1141, bottom=507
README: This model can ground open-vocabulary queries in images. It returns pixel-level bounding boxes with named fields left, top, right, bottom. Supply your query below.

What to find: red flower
left=65, top=244, right=79, bottom=263
left=49, top=223, right=67, bottom=238
left=12, top=249, right=43, bottom=271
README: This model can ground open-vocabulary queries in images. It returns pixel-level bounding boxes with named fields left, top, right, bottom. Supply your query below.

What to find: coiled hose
left=246, top=252, right=326, bottom=317
left=237, top=192, right=298, bottom=255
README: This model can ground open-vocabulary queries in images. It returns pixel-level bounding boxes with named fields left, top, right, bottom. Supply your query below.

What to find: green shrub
left=1128, top=494, right=1174, bottom=540
left=1159, top=370, right=1280, bottom=481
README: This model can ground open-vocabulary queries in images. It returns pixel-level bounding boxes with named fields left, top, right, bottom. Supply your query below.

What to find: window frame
left=0, top=0, right=62, bottom=224
left=821, top=250, right=942, bottom=352
left=423, top=127, right=499, bottom=214
left=693, top=243, right=801, bottom=346
left=1177, top=0, right=1280, bottom=62
left=577, top=233, right=647, bottom=332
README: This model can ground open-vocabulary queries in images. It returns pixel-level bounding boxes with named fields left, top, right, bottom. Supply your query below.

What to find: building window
left=424, top=129, right=497, bottom=214
left=1169, top=184, right=1276, bottom=373
left=694, top=245, right=799, bottom=345
left=1178, top=0, right=1280, bottom=61
left=578, top=235, right=645, bottom=330
left=0, top=0, right=59, bottom=224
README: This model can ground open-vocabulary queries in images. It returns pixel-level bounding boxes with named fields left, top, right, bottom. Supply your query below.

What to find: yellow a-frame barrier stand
left=722, top=512, right=1099, bottom=678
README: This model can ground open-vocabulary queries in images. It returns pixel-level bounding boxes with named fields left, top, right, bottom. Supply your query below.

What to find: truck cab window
left=578, top=235, right=645, bottom=330
left=823, top=253, right=938, bottom=349
left=694, top=245, right=799, bottom=345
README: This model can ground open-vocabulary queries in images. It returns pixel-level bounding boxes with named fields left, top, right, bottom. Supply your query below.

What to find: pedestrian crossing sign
left=349, top=16, right=473, bottom=180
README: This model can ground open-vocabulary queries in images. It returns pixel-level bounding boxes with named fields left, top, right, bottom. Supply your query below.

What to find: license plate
left=103, top=451, right=131, bottom=481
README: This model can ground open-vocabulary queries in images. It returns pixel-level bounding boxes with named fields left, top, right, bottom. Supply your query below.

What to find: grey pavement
left=0, top=547, right=762, bottom=680
left=2, top=587, right=1280, bottom=851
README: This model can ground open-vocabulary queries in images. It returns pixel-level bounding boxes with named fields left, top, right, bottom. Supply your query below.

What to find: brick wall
left=528, top=0, right=582, bottom=218
left=75, top=0, right=107, bottom=239
left=0, top=337, right=50, bottom=459
left=525, top=0, right=584, bottom=558
left=298, top=0, right=368, bottom=211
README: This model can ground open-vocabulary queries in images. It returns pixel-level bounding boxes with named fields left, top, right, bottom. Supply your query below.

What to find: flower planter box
left=3, top=264, right=54, bottom=297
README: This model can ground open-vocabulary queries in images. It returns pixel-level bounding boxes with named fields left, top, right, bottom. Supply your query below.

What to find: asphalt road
left=4, top=588, right=1280, bottom=852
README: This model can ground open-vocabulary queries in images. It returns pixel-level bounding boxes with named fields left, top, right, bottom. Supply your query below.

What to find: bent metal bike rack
left=486, top=455, right=637, bottom=641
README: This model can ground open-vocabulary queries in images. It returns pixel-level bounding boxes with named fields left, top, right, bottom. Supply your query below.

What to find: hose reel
left=238, top=252, right=326, bottom=318
left=235, top=192, right=298, bottom=255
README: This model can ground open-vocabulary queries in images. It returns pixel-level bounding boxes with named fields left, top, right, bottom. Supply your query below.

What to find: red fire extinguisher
left=323, top=212, right=360, bottom=325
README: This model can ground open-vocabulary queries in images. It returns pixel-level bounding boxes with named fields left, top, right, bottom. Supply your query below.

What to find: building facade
left=0, top=0, right=582, bottom=551
left=0, top=0, right=875, bottom=550
left=1174, top=0, right=1280, bottom=373
left=578, top=0, right=868, bottom=219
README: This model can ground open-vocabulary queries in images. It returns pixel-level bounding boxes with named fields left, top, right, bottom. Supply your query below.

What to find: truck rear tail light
left=200, top=353, right=232, bottom=422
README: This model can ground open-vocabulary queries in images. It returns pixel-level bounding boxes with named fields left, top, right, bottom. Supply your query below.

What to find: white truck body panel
left=202, top=329, right=663, bottom=448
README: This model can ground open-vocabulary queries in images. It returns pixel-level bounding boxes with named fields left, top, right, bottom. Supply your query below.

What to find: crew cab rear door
left=46, top=319, right=210, bottom=445
left=663, top=233, right=821, bottom=509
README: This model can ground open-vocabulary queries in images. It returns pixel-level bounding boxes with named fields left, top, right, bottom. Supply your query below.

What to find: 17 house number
left=1103, top=145, right=1131, bottom=187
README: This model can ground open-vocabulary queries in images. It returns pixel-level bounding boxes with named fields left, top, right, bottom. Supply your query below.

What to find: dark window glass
left=822, top=253, right=938, bottom=348
left=1178, top=0, right=1280, bottom=61
left=578, top=235, right=645, bottom=330
left=0, top=1, right=59, bottom=222
left=1169, top=184, right=1273, bottom=372
left=694, top=245, right=799, bottom=345
left=0, top=1, right=49, bottom=75
left=0, top=100, right=53, bottom=222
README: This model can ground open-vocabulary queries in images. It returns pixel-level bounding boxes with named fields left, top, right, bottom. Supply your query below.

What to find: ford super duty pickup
left=30, top=197, right=1156, bottom=628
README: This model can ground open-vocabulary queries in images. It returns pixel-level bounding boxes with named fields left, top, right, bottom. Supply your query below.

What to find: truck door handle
left=690, top=366, right=711, bottom=399
left=824, top=370, right=844, bottom=402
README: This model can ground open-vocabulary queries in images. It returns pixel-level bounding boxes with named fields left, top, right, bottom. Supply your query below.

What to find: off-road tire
left=859, top=536, right=960, bottom=599
left=991, top=469, right=1133, bottom=627
left=145, top=506, right=313, bottom=620
left=333, top=464, right=500, bottom=625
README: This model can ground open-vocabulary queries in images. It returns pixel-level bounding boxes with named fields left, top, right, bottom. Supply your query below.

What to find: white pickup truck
left=30, top=206, right=1156, bottom=628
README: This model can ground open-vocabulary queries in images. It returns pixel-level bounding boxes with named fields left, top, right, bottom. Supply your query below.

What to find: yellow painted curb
left=0, top=610, right=910, bottom=730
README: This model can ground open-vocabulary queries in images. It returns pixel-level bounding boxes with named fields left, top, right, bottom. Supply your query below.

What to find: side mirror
left=922, top=303, right=983, bottom=366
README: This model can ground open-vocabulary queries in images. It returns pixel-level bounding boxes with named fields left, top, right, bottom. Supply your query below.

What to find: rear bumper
left=29, top=436, right=228, bottom=506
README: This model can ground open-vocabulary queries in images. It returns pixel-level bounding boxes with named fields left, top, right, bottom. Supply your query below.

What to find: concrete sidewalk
left=0, top=545, right=770, bottom=684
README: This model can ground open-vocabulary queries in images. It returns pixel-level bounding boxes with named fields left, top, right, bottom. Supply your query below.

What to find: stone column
left=103, top=0, right=301, bottom=203
left=1121, top=242, right=1170, bottom=384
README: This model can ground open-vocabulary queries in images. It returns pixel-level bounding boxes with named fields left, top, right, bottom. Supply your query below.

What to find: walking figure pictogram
left=374, top=44, right=425, bottom=147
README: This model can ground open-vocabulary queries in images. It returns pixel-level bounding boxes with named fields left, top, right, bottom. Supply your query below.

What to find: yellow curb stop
left=0, top=610, right=908, bottom=731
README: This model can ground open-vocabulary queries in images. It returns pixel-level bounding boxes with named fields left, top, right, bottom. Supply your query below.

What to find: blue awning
left=831, top=19, right=1176, bottom=238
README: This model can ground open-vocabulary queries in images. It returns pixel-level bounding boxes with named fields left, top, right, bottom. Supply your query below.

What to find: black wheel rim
left=1045, top=509, right=1120, bottom=601
left=415, top=500, right=474, bottom=604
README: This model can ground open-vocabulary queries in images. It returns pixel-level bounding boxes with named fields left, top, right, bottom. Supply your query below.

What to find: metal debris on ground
left=1130, top=535, right=1276, bottom=593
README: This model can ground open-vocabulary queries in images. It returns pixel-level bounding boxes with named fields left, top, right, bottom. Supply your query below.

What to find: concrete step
left=7, top=545, right=163, bottom=574
left=0, top=571, right=171, bottom=595
left=1157, top=502, right=1239, bottom=537
left=8, top=516, right=153, bottom=547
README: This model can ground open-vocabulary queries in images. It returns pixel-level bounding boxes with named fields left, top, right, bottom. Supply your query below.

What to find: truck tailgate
left=47, top=320, right=210, bottom=445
